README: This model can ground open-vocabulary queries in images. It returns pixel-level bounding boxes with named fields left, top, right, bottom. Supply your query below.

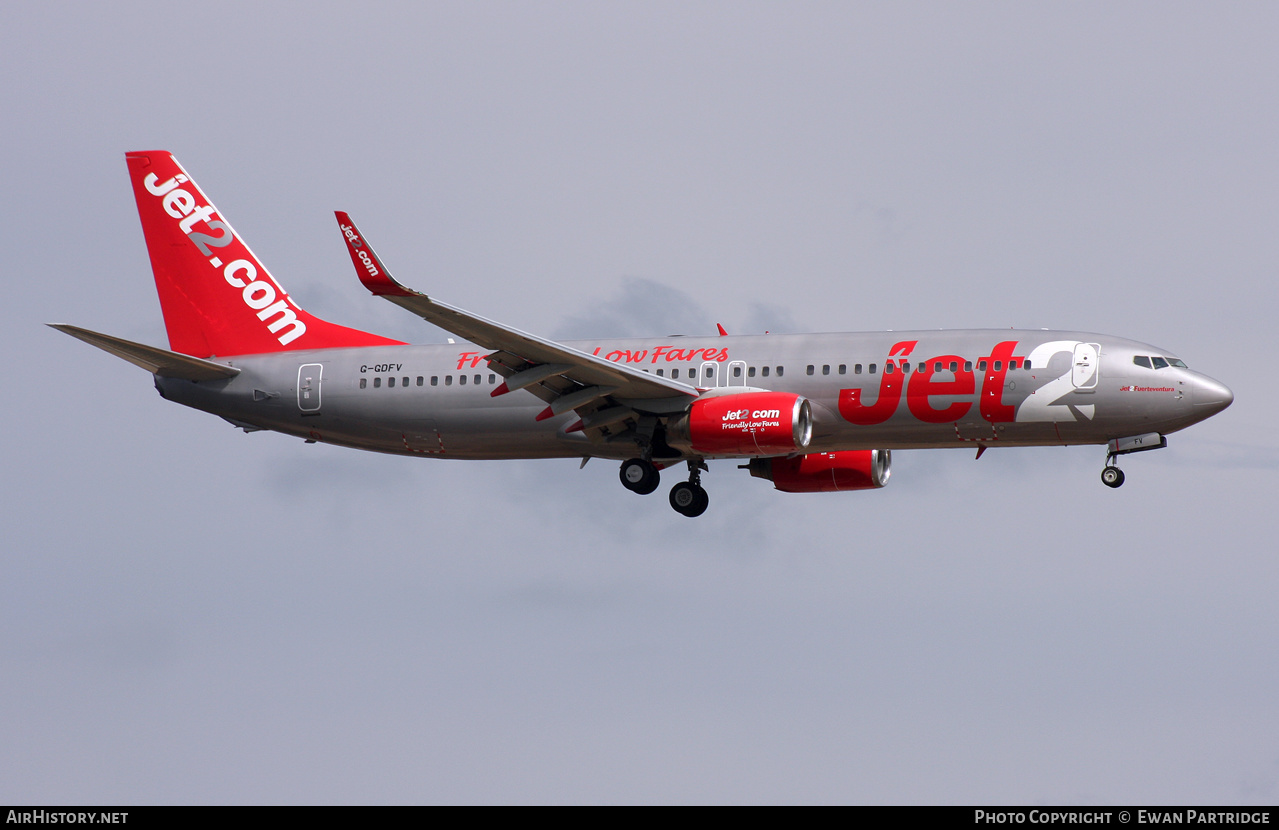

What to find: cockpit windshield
left=1133, top=355, right=1188, bottom=370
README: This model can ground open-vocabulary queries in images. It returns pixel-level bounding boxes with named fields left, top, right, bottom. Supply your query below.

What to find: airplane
left=53, top=151, right=1234, bottom=517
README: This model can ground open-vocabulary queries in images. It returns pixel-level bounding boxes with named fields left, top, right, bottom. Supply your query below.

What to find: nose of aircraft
left=1192, top=374, right=1234, bottom=415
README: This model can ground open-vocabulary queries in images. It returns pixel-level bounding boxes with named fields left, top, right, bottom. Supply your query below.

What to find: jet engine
left=747, top=450, right=891, bottom=493
left=666, top=392, right=812, bottom=456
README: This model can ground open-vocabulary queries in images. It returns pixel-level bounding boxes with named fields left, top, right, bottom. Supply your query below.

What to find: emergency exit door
left=298, top=363, right=323, bottom=413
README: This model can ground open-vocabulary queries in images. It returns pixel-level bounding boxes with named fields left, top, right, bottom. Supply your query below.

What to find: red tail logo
left=127, top=152, right=403, bottom=357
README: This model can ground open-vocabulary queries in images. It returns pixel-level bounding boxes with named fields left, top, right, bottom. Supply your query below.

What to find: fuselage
left=57, top=151, right=1236, bottom=517
left=157, top=329, right=1233, bottom=461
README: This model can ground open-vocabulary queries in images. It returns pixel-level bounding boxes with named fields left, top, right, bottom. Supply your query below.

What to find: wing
left=334, top=213, right=698, bottom=436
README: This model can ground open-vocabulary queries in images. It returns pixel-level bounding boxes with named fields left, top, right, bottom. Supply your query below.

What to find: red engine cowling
left=748, top=450, right=891, bottom=493
left=666, top=392, right=812, bottom=456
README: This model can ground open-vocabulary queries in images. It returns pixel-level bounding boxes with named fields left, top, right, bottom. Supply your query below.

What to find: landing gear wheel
left=619, top=458, right=660, bottom=495
left=669, top=482, right=709, bottom=517
left=1101, top=466, right=1125, bottom=488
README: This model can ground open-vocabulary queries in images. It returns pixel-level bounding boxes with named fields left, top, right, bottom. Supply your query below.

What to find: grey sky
left=2, top=2, right=1276, bottom=804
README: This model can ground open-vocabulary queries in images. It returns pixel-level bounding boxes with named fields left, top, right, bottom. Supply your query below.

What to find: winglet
left=335, top=211, right=415, bottom=298
left=716, top=323, right=728, bottom=336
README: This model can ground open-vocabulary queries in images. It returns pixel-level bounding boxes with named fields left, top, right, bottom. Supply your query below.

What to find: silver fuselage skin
left=157, top=329, right=1233, bottom=461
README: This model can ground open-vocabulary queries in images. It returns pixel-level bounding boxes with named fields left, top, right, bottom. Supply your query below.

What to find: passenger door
left=1072, top=343, right=1099, bottom=390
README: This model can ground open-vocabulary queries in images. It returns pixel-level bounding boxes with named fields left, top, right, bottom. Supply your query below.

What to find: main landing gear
left=669, top=460, right=709, bottom=518
left=619, top=457, right=660, bottom=495
left=618, top=457, right=710, bottom=517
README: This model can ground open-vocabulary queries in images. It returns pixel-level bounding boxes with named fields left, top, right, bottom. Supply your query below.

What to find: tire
left=689, top=485, right=709, bottom=516
left=620, top=458, right=659, bottom=495
left=1101, top=466, right=1125, bottom=488
left=669, top=482, right=709, bottom=517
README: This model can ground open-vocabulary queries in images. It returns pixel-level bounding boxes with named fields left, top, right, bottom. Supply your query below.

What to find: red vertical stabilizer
left=126, top=151, right=404, bottom=357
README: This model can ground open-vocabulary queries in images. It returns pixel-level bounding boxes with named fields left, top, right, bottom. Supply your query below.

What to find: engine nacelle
left=748, top=450, right=891, bottom=493
left=666, top=392, right=813, bottom=456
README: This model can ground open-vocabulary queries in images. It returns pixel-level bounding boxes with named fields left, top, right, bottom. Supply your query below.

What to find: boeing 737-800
left=54, top=152, right=1234, bottom=517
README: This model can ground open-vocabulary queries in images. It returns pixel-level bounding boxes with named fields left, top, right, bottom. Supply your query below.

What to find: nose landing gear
left=1101, top=464, right=1126, bottom=488
left=1099, top=433, right=1167, bottom=489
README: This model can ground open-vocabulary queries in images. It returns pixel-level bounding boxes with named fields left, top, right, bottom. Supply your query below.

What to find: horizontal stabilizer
left=49, top=324, right=241, bottom=381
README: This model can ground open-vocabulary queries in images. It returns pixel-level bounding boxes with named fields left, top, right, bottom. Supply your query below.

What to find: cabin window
left=403, top=377, right=409, bottom=387
left=885, top=363, right=895, bottom=374
left=733, top=366, right=742, bottom=378
left=949, top=361, right=957, bottom=372
left=761, top=366, right=770, bottom=377
left=918, top=362, right=926, bottom=373
left=459, top=375, right=467, bottom=385
left=374, top=377, right=382, bottom=388
left=1008, top=360, right=1017, bottom=371
left=388, top=377, right=396, bottom=388
left=1152, top=356, right=1170, bottom=369
left=1024, top=360, right=1032, bottom=370
left=489, top=374, right=496, bottom=384
left=748, top=367, right=756, bottom=378
left=994, top=361, right=1002, bottom=371
left=934, top=362, right=942, bottom=372
left=838, top=364, right=846, bottom=375
left=475, top=374, right=482, bottom=385
left=964, top=361, right=972, bottom=372
left=978, top=360, right=987, bottom=372
left=359, top=378, right=367, bottom=389
left=656, top=369, right=665, bottom=377
left=869, top=363, right=877, bottom=374
left=431, top=376, right=439, bottom=386
left=417, top=376, right=424, bottom=386
left=806, top=365, right=814, bottom=376
left=854, top=364, right=862, bottom=374
left=776, top=366, right=784, bottom=377
left=445, top=376, right=452, bottom=386
left=705, top=367, right=714, bottom=378
left=672, top=369, right=680, bottom=379
left=822, top=365, right=830, bottom=375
